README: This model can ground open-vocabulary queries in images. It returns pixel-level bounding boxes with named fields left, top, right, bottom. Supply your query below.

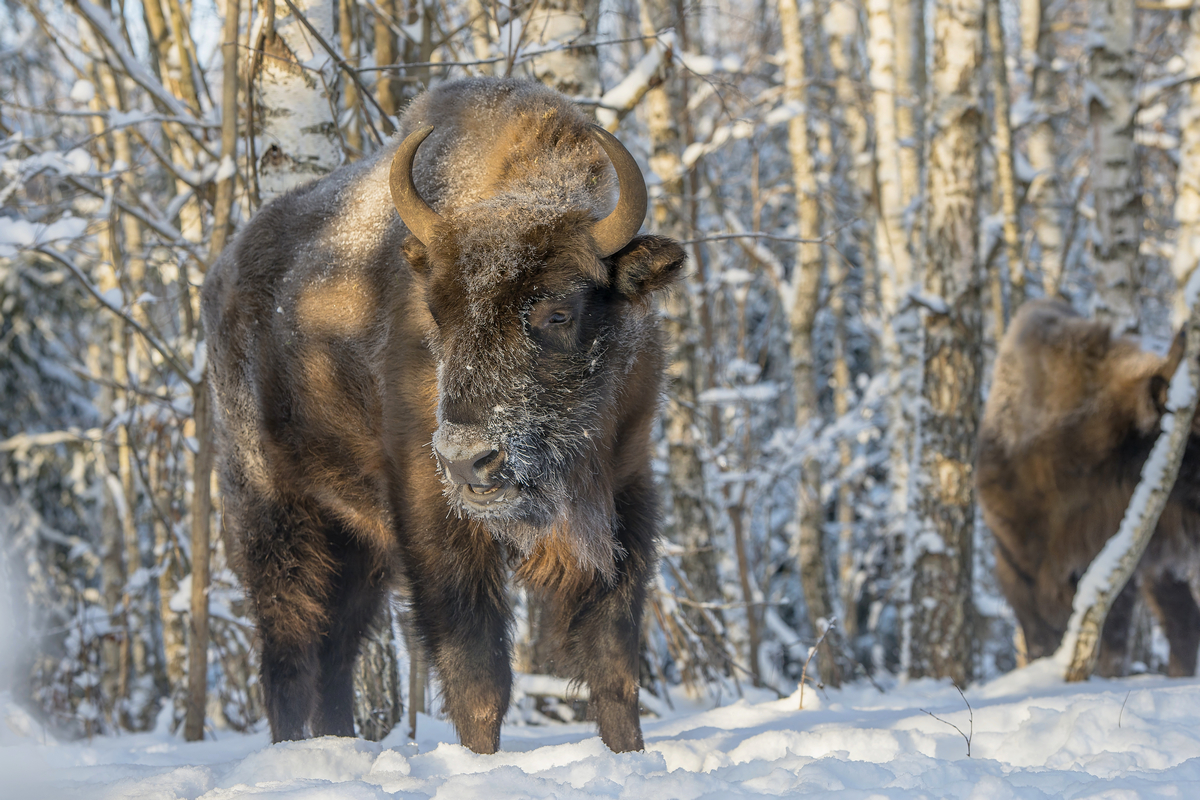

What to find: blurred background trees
left=2, top=0, right=1196, bottom=741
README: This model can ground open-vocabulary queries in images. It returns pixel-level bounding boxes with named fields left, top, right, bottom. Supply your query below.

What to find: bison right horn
left=588, top=124, right=648, bottom=258
left=390, top=125, right=443, bottom=246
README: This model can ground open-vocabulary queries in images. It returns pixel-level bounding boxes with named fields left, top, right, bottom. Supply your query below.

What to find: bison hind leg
left=1143, top=572, right=1200, bottom=677
left=312, top=525, right=391, bottom=737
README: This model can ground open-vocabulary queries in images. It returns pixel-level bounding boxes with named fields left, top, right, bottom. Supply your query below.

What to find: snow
left=8, top=668, right=1200, bottom=798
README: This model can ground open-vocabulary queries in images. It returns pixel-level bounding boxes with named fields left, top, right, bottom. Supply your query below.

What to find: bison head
left=389, top=124, right=685, bottom=573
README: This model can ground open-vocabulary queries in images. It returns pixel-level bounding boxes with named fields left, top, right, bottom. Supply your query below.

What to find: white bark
left=254, top=0, right=343, bottom=202
left=869, top=0, right=922, bottom=618
left=1059, top=276, right=1200, bottom=680
left=905, top=0, right=985, bottom=685
left=1172, top=11, right=1200, bottom=326
left=1023, top=0, right=1066, bottom=295
left=1089, top=0, right=1140, bottom=331
left=517, top=0, right=601, bottom=99
left=779, top=0, right=840, bottom=688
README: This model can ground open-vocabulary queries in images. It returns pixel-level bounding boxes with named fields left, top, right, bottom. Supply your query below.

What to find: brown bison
left=200, top=78, right=685, bottom=752
left=977, top=299, right=1200, bottom=676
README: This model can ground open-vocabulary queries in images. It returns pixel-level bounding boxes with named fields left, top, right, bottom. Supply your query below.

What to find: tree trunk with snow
left=779, top=0, right=841, bottom=689
left=987, top=0, right=1023, bottom=328
left=904, top=0, right=985, bottom=686
left=1022, top=0, right=1066, bottom=296
left=1172, top=11, right=1200, bottom=325
left=253, top=0, right=343, bottom=202
left=1088, top=0, right=1140, bottom=331
left=869, top=0, right=924, bottom=655
left=517, top=0, right=601, bottom=99
left=1061, top=287, right=1200, bottom=681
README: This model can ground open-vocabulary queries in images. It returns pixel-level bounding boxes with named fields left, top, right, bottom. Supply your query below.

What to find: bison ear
left=403, top=236, right=429, bottom=276
left=610, top=234, right=687, bottom=300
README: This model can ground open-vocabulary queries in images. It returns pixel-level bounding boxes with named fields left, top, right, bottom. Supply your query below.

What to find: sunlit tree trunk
left=904, top=0, right=985, bottom=686
left=519, top=0, right=601, bottom=99
left=1172, top=11, right=1200, bottom=324
left=987, top=0, right=1023, bottom=329
left=1022, top=0, right=1065, bottom=296
left=469, top=0, right=494, bottom=75
left=1089, top=0, right=1140, bottom=331
left=779, top=0, right=841, bottom=689
left=374, top=0, right=402, bottom=116
left=339, top=0, right=362, bottom=155
left=253, top=0, right=343, bottom=201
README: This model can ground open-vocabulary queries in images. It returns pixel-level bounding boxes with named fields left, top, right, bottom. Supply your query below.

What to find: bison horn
left=390, top=125, right=442, bottom=246
left=588, top=125, right=648, bottom=258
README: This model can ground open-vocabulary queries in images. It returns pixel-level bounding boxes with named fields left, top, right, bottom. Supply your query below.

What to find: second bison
left=977, top=299, right=1200, bottom=676
left=201, top=78, right=686, bottom=752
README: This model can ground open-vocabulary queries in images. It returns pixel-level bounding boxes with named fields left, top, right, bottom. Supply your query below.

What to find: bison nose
left=436, top=446, right=500, bottom=487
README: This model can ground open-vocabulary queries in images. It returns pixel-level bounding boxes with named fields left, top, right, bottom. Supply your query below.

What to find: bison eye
left=547, top=310, right=572, bottom=326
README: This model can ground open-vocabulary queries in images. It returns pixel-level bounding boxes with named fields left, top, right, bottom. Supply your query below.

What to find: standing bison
left=977, top=299, right=1200, bottom=676
left=201, top=78, right=685, bottom=752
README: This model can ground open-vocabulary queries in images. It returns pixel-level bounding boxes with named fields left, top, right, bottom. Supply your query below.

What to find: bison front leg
left=404, top=531, right=513, bottom=754
left=558, top=482, right=657, bottom=753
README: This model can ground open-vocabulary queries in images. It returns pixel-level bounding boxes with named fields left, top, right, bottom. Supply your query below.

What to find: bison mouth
left=458, top=480, right=519, bottom=509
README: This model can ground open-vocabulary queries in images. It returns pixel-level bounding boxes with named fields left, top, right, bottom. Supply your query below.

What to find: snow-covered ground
left=6, top=661, right=1200, bottom=799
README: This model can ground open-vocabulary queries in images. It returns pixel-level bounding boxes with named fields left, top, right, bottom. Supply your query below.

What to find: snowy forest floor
left=6, top=660, right=1200, bottom=799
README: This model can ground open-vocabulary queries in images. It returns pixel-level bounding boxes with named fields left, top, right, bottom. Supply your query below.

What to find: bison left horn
left=388, top=123, right=648, bottom=258
left=390, top=125, right=442, bottom=246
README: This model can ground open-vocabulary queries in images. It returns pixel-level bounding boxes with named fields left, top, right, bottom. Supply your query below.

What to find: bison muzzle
left=201, top=77, right=686, bottom=752
left=977, top=299, right=1200, bottom=676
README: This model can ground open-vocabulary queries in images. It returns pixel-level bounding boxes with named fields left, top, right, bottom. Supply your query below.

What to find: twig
left=34, top=246, right=194, bottom=385
left=798, top=617, right=836, bottom=710
left=920, top=683, right=973, bottom=757
left=1119, top=689, right=1132, bottom=728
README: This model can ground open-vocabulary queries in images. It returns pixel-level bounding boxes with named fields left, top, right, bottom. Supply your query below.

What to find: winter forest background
left=2, top=0, right=1197, bottom=745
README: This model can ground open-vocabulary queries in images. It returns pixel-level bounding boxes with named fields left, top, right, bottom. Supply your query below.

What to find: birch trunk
left=1172, top=11, right=1200, bottom=324
left=518, top=0, right=601, bottom=99
left=894, top=0, right=924, bottom=214
left=1089, top=0, right=1140, bottom=331
left=905, top=0, right=985, bottom=686
left=1060, top=285, right=1200, bottom=680
left=778, top=0, right=841, bottom=688
left=638, top=0, right=724, bottom=683
left=868, top=0, right=922, bottom=633
left=1023, top=0, right=1066, bottom=295
left=253, top=0, right=342, bottom=201
left=987, top=0, right=1023, bottom=328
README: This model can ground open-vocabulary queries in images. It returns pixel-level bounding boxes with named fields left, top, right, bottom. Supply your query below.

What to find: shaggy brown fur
left=977, top=299, right=1200, bottom=676
left=201, top=78, right=685, bottom=753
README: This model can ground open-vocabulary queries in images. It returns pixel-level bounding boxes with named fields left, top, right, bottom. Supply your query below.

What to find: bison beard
left=977, top=299, right=1200, bottom=677
left=201, top=78, right=686, bottom=752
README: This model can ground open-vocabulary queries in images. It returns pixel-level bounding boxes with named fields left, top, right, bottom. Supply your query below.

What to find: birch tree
left=252, top=0, right=343, bottom=201
left=1089, top=0, right=1141, bottom=330
left=1022, top=0, right=1066, bottom=296
left=778, top=0, right=841, bottom=688
left=1172, top=10, right=1200, bottom=322
left=904, top=0, right=985, bottom=686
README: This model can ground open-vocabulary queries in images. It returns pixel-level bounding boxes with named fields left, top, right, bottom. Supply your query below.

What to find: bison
left=200, top=77, right=686, bottom=753
left=976, top=299, right=1200, bottom=676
